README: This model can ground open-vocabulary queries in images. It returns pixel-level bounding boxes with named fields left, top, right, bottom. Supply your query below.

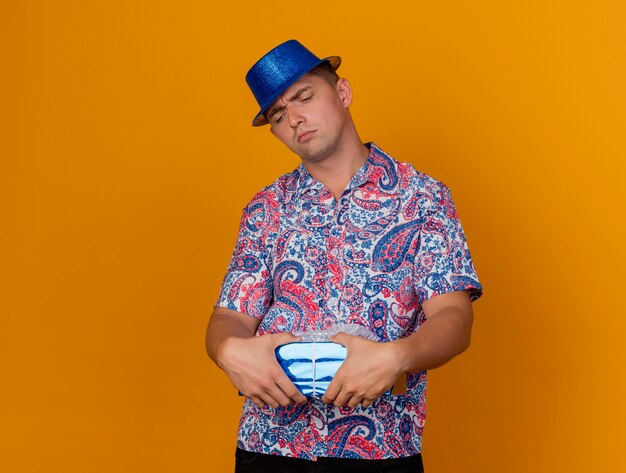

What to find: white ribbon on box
left=275, top=324, right=385, bottom=398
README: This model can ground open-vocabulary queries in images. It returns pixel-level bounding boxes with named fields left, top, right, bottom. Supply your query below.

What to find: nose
left=286, top=106, right=305, bottom=128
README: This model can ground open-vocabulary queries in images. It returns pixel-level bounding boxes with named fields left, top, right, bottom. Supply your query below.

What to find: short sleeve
left=413, top=182, right=483, bottom=305
left=215, top=200, right=274, bottom=319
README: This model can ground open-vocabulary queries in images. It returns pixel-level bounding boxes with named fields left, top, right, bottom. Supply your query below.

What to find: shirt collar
left=294, top=164, right=326, bottom=199
left=293, top=142, right=397, bottom=199
left=347, top=142, right=380, bottom=190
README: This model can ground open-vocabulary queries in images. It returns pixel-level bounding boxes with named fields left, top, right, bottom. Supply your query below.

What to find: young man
left=206, top=40, right=482, bottom=472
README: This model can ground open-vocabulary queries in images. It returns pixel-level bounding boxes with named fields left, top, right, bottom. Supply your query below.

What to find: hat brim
left=252, top=55, right=342, bottom=127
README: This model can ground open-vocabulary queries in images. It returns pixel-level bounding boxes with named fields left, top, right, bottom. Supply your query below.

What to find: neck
left=301, top=135, right=370, bottom=201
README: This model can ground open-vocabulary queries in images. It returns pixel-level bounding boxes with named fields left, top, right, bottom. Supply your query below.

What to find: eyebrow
left=267, top=86, right=313, bottom=120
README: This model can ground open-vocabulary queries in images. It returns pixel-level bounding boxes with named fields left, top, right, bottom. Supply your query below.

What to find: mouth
left=297, top=130, right=315, bottom=143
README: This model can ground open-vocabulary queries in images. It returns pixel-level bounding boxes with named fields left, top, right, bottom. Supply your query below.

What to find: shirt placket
left=321, top=191, right=353, bottom=325
left=336, top=192, right=354, bottom=324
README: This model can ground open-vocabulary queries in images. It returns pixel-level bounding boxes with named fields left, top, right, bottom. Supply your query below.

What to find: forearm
left=393, top=301, right=473, bottom=374
left=205, top=307, right=257, bottom=368
left=205, top=306, right=307, bottom=407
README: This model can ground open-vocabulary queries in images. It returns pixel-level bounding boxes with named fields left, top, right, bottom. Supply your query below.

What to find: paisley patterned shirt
left=216, top=142, right=482, bottom=460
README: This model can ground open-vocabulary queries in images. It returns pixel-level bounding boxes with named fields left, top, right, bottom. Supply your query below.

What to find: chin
left=299, top=141, right=336, bottom=162
left=300, top=150, right=329, bottom=163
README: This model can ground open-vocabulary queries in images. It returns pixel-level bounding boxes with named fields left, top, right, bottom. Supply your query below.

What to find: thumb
left=269, top=331, right=302, bottom=347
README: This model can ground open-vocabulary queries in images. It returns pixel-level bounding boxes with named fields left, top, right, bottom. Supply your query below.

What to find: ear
left=335, top=78, right=353, bottom=108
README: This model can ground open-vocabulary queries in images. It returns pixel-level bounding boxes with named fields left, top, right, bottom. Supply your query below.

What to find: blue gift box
left=275, top=342, right=347, bottom=397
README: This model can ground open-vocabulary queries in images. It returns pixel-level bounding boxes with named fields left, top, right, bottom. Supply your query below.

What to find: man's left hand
left=321, top=333, right=402, bottom=408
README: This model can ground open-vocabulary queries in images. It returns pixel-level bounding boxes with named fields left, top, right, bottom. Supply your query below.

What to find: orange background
left=1, top=1, right=624, bottom=472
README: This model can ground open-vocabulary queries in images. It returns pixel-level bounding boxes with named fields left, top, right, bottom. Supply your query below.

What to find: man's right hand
left=206, top=308, right=307, bottom=408
left=220, top=331, right=307, bottom=408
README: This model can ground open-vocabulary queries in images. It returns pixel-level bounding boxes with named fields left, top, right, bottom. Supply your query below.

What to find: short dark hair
left=307, top=61, right=340, bottom=85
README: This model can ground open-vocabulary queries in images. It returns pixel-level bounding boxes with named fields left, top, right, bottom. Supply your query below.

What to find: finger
left=261, top=380, right=298, bottom=407
left=271, top=379, right=305, bottom=406
left=322, top=378, right=341, bottom=404
left=259, top=393, right=281, bottom=409
left=321, top=393, right=335, bottom=404
left=275, top=378, right=307, bottom=405
left=267, top=364, right=308, bottom=406
left=247, top=396, right=267, bottom=409
left=343, top=387, right=369, bottom=408
left=270, top=331, right=302, bottom=347
left=347, top=396, right=362, bottom=408
left=331, top=387, right=354, bottom=407
left=244, top=380, right=287, bottom=409
left=361, top=398, right=375, bottom=408
left=276, top=374, right=307, bottom=404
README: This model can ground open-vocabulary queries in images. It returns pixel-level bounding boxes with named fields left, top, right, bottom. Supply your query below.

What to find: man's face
left=265, top=74, right=352, bottom=163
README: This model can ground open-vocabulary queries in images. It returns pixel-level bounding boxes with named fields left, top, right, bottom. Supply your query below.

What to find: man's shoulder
left=401, top=163, right=449, bottom=195
left=374, top=145, right=448, bottom=195
left=372, top=145, right=452, bottom=215
left=244, top=166, right=302, bottom=209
